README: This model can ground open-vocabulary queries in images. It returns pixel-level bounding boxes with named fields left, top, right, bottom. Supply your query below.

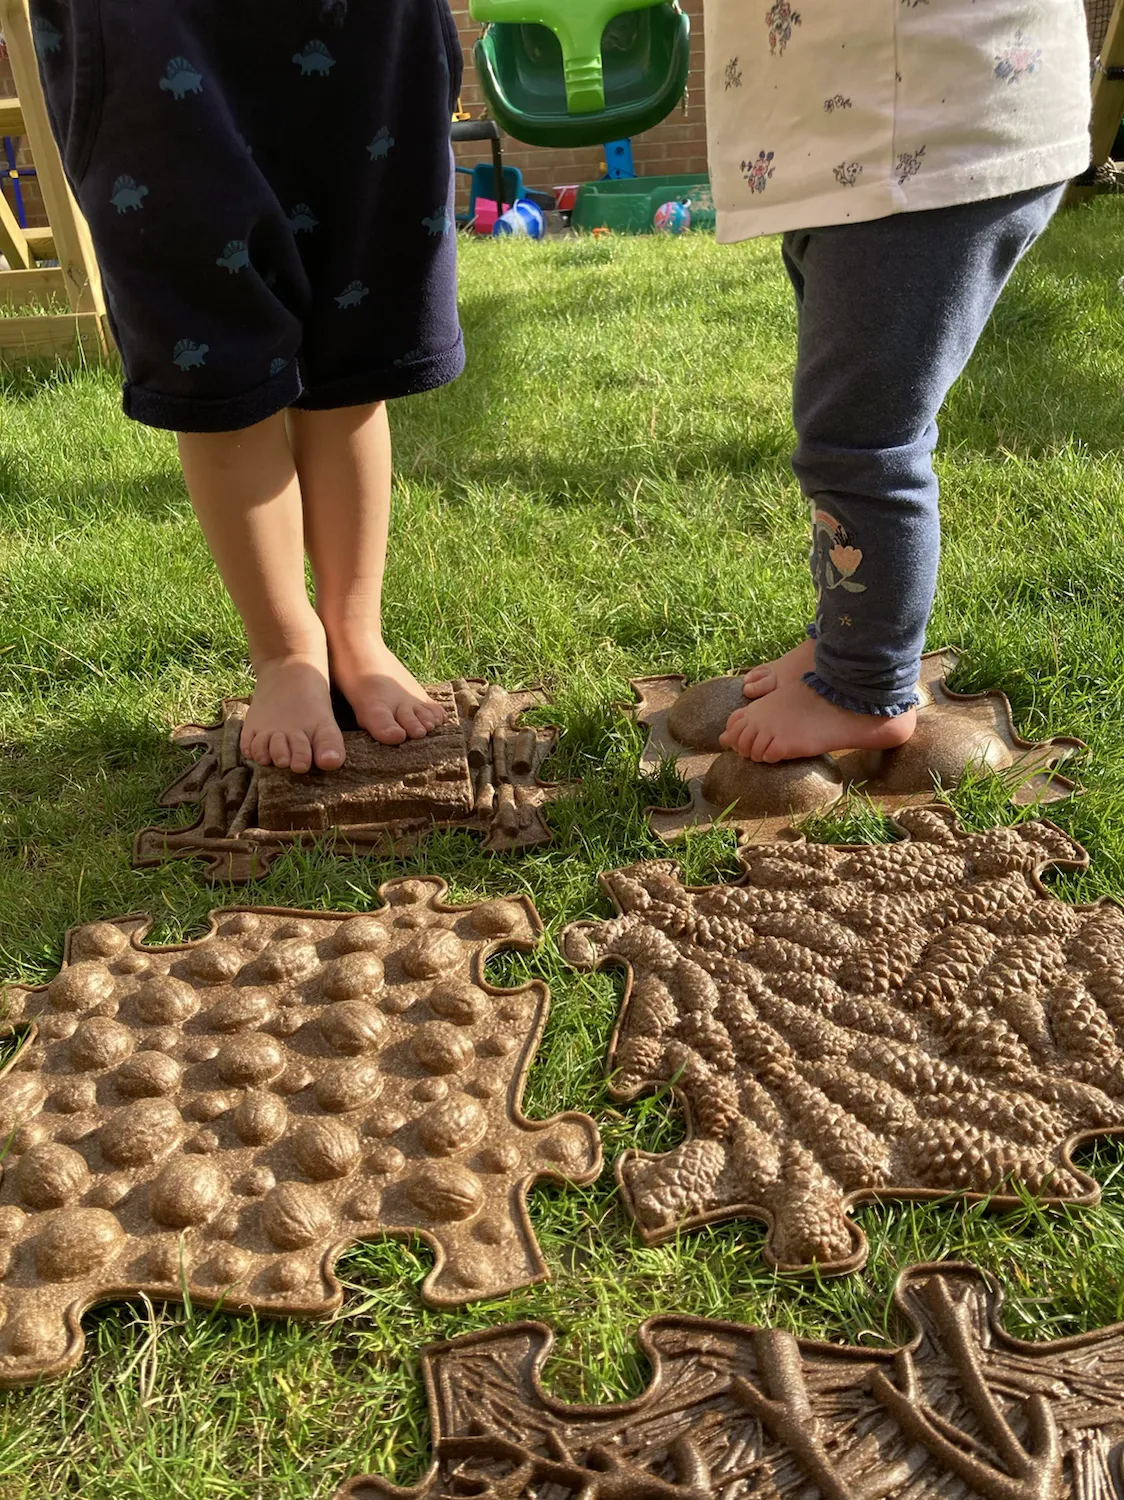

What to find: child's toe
left=743, top=670, right=776, bottom=700
left=248, top=732, right=274, bottom=767
left=269, top=731, right=292, bottom=768
left=363, top=705, right=408, bottom=745
left=720, top=707, right=748, bottom=748
left=288, top=731, right=313, bottom=774
left=312, top=723, right=346, bottom=770
left=750, top=730, right=776, bottom=762
left=395, top=704, right=428, bottom=738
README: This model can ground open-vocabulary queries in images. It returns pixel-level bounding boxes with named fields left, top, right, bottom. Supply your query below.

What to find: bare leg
left=177, top=417, right=345, bottom=774
left=288, top=403, right=446, bottom=746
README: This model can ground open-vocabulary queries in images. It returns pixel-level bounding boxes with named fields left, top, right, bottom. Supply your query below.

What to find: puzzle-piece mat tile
left=562, top=808, right=1124, bottom=1273
left=339, top=1261, right=1124, bottom=1500
left=0, top=885, right=602, bottom=1384
left=134, top=680, right=575, bottom=882
left=633, top=650, right=1082, bottom=843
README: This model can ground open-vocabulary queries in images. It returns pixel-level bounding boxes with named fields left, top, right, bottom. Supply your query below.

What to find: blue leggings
left=783, top=183, right=1065, bottom=715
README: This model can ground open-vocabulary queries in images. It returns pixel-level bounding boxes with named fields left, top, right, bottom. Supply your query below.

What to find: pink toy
left=472, top=198, right=500, bottom=234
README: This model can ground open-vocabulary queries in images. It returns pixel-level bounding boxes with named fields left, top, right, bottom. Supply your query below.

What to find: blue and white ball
left=493, top=200, right=546, bottom=240
left=654, top=200, right=691, bottom=235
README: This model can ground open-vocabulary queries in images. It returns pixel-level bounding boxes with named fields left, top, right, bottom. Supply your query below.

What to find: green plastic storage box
left=572, top=174, right=713, bottom=234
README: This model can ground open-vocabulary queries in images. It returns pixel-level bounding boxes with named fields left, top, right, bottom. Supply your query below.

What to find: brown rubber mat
left=562, top=808, right=1124, bottom=1273
left=338, top=1260, right=1124, bottom=1500
left=633, top=649, right=1082, bottom=842
left=134, top=680, right=574, bottom=882
left=0, top=885, right=601, bottom=1385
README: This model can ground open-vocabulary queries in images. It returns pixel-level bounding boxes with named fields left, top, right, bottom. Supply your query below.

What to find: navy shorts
left=31, top=0, right=465, bottom=431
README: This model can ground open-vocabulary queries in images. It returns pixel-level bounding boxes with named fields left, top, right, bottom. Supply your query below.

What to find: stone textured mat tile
left=633, top=649, right=1082, bottom=843
left=0, top=884, right=601, bottom=1385
left=134, top=679, right=574, bottom=882
left=561, top=808, right=1124, bottom=1273
left=338, top=1261, right=1124, bottom=1500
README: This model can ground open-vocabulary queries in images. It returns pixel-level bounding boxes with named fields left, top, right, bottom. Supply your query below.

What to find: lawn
left=2, top=207, right=1124, bottom=1496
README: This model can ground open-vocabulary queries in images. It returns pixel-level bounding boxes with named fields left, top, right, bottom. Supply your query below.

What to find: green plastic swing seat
left=469, top=0, right=690, bottom=150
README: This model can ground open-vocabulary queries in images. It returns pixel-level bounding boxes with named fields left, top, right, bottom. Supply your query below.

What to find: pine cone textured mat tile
left=633, top=650, right=1082, bottom=843
left=562, top=809, right=1124, bottom=1273
left=134, top=680, right=574, bottom=882
left=338, top=1261, right=1124, bottom=1500
left=0, top=885, right=602, bottom=1385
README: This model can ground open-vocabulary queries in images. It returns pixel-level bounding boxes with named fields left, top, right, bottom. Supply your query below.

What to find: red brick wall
left=450, top=0, right=709, bottom=202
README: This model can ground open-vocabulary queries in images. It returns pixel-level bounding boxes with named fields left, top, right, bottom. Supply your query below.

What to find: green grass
left=3, top=207, right=1124, bottom=1494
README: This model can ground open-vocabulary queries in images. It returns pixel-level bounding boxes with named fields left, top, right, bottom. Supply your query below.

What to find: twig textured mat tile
left=339, top=1261, right=1124, bottom=1500
left=135, top=680, right=574, bottom=882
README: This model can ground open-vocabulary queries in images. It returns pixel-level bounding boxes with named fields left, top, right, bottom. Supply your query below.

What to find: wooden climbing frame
left=0, top=0, right=108, bottom=360
left=1067, top=0, right=1124, bottom=205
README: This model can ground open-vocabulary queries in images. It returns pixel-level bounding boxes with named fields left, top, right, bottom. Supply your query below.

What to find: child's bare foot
left=742, top=637, right=816, bottom=700
left=326, top=629, right=446, bottom=745
left=720, top=679, right=917, bottom=763
left=242, top=652, right=346, bottom=773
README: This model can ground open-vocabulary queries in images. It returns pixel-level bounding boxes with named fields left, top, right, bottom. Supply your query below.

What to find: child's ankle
left=318, top=598, right=383, bottom=636
left=247, top=610, right=328, bottom=671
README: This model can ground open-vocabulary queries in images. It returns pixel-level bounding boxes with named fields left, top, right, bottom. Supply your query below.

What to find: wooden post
left=1066, top=0, right=1124, bottom=206
left=0, top=0, right=108, bottom=357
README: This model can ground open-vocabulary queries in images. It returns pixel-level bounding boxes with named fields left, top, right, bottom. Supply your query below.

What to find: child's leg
left=177, top=417, right=345, bottom=775
left=288, top=403, right=445, bottom=745
left=723, top=183, right=1065, bottom=763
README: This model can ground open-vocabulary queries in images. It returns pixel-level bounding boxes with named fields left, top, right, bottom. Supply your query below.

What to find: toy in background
left=601, top=138, right=635, bottom=180
left=493, top=198, right=547, bottom=238
left=653, top=198, right=690, bottom=234
left=455, top=160, right=525, bottom=233
left=469, top=0, right=690, bottom=149
left=571, top=173, right=713, bottom=234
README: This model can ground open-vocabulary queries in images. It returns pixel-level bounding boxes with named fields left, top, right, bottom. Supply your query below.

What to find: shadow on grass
left=392, top=284, right=796, bottom=503
left=0, top=469, right=190, bottom=526
left=0, top=707, right=177, bottom=854
left=0, top=354, right=111, bottom=405
left=930, top=266, right=1124, bottom=459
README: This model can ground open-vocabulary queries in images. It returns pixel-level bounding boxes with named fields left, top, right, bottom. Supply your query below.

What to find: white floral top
left=705, top=1, right=1092, bottom=241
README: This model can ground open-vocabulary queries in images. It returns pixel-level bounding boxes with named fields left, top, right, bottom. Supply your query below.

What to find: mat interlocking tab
left=134, top=680, right=573, bottom=882
left=562, top=808, right=1124, bottom=1272
left=0, top=884, right=602, bottom=1384
left=633, top=650, right=1082, bottom=843
left=338, top=1261, right=1124, bottom=1500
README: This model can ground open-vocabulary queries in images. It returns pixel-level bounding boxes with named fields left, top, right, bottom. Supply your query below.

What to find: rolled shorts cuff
left=803, top=672, right=920, bottom=718
left=121, top=337, right=465, bottom=433
left=292, top=335, right=465, bottom=410
left=122, top=364, right=304, bottom=433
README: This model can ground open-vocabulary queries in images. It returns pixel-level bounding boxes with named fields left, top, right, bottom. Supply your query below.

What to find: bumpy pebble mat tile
left=338, top=1261, right=1124, bottom=1500
left=0, top=884, right=601, bottom=1384
left=633, top=650, right=1081, bottom=843
left=561, top=809, right=1124, bottom=1273
left=134, top=680, right=573, bottom=882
